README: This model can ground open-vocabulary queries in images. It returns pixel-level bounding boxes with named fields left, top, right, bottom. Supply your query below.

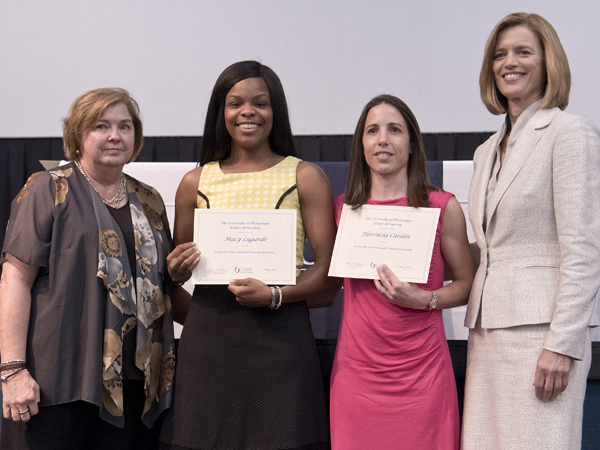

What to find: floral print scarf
left=69, top=167, right=175, bottom=427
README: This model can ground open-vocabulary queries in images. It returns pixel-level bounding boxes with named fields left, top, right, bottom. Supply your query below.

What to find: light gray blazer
left=465, top=107, right=600, bottom=360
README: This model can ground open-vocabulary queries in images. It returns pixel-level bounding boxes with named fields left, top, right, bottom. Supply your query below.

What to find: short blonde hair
left=480, top=12, right=571, bottom=115
left=63, top=87, right=144, bottom=162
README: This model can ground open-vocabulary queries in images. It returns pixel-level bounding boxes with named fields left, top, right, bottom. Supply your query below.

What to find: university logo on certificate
left=192, top=209, right=297, bottom=285
left=329, top=204, right=440, bottom=283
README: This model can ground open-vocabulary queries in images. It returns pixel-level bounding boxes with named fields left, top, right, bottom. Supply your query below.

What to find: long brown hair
left=345, top=94, right=433, bottom=208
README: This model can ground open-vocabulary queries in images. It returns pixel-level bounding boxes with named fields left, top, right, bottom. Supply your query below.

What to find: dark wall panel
left=1, top=132, right=490, bottom=266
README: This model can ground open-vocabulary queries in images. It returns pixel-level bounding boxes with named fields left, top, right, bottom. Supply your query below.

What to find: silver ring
left=381, top=289, right=387, bottom=294
left=19, top=408, right=29, bottom=415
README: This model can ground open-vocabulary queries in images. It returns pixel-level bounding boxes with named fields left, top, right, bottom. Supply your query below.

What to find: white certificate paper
left=192, top=209, right=297, bottom=285
left=329, top=204, right=440, bottom=283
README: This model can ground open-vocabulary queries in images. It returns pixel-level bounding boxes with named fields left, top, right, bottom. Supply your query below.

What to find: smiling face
left=224, top=77, right=274, bottom=152
left=362, top=103, right=411, bottom=177
left=493, top=25, right=546, bottom=109
left=80, top=102, right=135, bottom=171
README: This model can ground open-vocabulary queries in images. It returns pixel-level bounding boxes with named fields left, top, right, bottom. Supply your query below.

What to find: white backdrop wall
left=1, top=0, right=598, bottom=137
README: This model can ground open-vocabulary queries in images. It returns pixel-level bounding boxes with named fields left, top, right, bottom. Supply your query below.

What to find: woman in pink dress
left=329, top=95, right=474, bottom=450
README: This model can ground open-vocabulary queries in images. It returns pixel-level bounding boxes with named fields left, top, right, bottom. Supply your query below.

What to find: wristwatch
left=425, top=290, right=437, bottom=311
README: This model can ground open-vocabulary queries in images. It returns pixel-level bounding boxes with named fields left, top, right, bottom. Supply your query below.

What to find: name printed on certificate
left=329, top=204, right=440, bottom=283
left=192, top=209, right=297, bottom=285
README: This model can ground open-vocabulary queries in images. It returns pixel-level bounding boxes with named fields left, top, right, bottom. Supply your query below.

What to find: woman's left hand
left=228, top=278, right=272, bottom=308
left=534, top=349, right=572, bottom=402
left=167, top=242, right=200, bottom=283
left=375, top=264, right=429, bottom=310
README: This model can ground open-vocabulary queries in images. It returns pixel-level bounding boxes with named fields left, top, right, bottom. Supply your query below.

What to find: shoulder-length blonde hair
left=63, top=87, right=144, bottom=162
left=480, top=12, right=571, bottom=115
left=345, top=95, right=433, bottom=208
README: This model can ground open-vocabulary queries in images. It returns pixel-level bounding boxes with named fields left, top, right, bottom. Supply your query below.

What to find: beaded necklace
left=75, top=161, right=127, bottom=207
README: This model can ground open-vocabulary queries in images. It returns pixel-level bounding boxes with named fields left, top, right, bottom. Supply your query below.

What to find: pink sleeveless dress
left=330, top=190, right=459, bottom=450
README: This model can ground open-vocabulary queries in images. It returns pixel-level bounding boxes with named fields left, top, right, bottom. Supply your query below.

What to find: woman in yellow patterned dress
left=159, top=61, right=338, bottom=450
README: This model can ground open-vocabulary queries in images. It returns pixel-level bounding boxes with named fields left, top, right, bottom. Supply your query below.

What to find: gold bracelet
left=1, top=359, right=26, bottom=365
left=424, top=290, right=437, bottom=311
left=1, top=367, right=26, bottom=383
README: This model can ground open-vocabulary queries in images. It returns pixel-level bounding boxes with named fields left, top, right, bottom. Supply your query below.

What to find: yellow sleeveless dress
left=196, top=156, right=306, bottom=275
left=161, top=156, right=330, bottom=450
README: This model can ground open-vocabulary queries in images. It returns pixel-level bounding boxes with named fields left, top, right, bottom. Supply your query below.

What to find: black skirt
left=160, top=285, right=329, bottom=450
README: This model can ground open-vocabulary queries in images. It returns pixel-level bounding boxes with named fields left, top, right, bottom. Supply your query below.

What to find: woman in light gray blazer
left=461, top=13, right=600, bottom=450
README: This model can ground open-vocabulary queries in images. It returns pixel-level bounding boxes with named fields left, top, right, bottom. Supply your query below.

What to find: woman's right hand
left=167, top=242, right=201, bottom=284
left=2, top=369, right=40, bottom=422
